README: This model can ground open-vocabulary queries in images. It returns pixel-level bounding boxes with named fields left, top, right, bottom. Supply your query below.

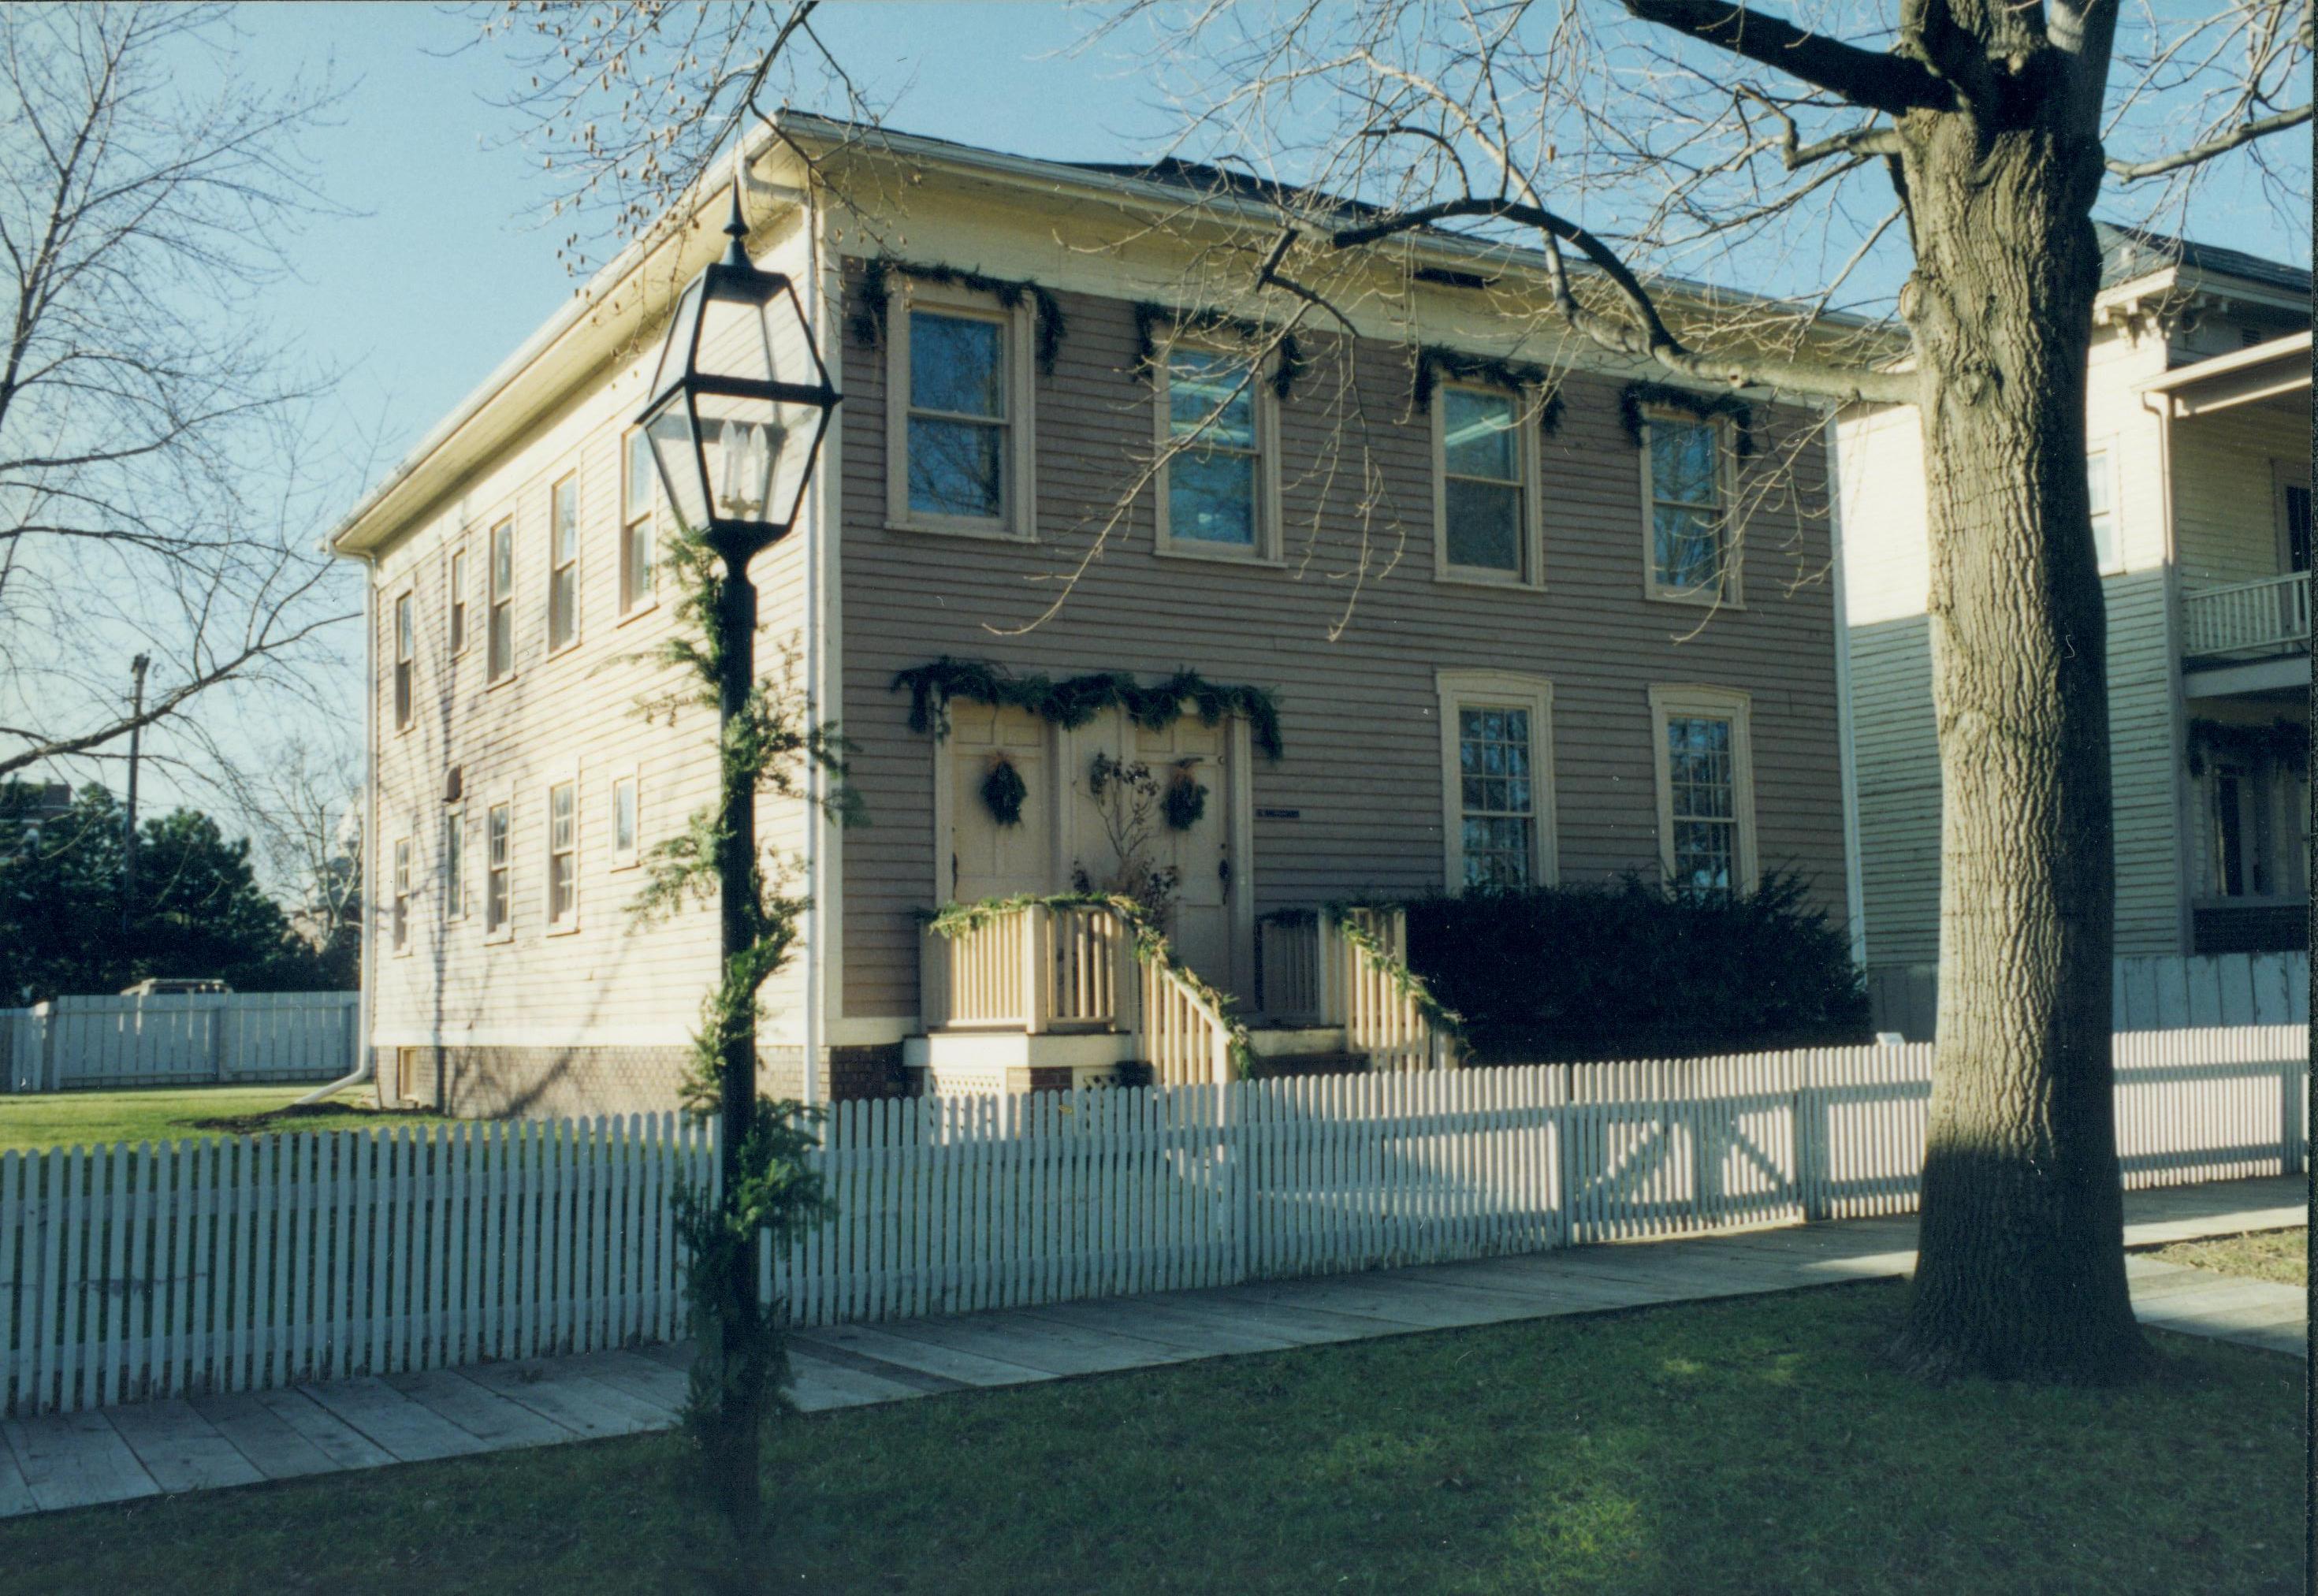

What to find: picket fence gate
left=0, top=1025, right=2301, bottom=1417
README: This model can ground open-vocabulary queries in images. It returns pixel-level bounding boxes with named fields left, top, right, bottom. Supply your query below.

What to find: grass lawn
left=2143, top=1227, right=2307, bottom=1286
left=0, top=1086, right=458, bottom=1154
left=0, top=1280, right=2299, bottom=1596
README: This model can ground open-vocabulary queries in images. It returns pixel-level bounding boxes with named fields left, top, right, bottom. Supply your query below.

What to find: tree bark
left=1892, top=100, right=2147, bottom=1382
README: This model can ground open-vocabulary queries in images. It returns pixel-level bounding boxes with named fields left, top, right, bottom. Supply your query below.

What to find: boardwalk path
left=0, top=1176, right=2301, bottom=1518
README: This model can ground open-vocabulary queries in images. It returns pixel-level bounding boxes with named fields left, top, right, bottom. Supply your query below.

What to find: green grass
left=2144, top=1227, right=2307, bottom=1286
left=0, top=1086, right=458, bottom=1154
left=0, top=1280, right=2299, bottom=1595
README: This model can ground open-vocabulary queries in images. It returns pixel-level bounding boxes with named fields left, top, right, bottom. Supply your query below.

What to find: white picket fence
left=1868, top=951, right=2309, bottom=1040
left=0, top=992, right=357, bottom=1092
left=0, top=1025, right=2300, bottom=1416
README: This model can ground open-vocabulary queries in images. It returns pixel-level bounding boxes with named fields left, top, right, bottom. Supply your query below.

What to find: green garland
left=2186, top=717, right=2309, bottom=777
left=1322, top=902, right=1470, bottom=1054
left=1411, top=346, right=1565, bottom=436
left=922, top=891, right=1254, bottom=1077
left=1619, top=381, right=1755, bottom=459
left=892, top=657, right=1285, bottom=760
left=849, top=255, right=1066, bottom=375
left=1131, top=301, right=1304, bottom=403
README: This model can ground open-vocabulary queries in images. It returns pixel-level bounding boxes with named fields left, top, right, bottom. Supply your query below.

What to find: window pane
left=1168, top=448, right=1256, bottom=545
left=1672, top=820, right=1734, bottom=895
left=492, top=523, right=513, bottom=595
left=907, top=418, right=1004, bottom=519
left=614, top=779, right=637, bottom=854
left=551, top=784, right=574, bottom=850
left=1445, top=478, right=1521, bottom=571
left=1654, top=505, right=1722, bottom=591
left=910, top=312, right=1004, bottom=418
left=624, top=430, right=655, bottom=521
left=553, top=479, right=579, bottom=564
left=1650, top=418, right=1718, bottom=507
left=395, top=596, right=413, bottom=657
left=1167, top=352, right=1256, bottom=445
left=489, top=605, right=512, bottom=679
left=1457, top=705, right=1535, bottom=887
left=1443, top=390, right=1518, bottom=481
left=624, top=518, right=654, bottom=604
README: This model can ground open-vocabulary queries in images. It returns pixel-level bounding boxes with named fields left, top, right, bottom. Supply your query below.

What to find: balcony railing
left=2181, top=571, right=2309, bottom=660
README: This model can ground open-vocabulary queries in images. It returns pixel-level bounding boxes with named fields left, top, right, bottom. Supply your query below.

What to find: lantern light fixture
left=634, top=180, right=840, bottom=552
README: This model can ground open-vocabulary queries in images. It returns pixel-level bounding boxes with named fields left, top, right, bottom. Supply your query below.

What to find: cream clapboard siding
left=1838, top=323, right=2186, bottom=969
left=2172, top=400, right=2309, bottom=586
left=368, top=227, right=816, bottom=1056
left=835, top=269, right=1850, bottom=1025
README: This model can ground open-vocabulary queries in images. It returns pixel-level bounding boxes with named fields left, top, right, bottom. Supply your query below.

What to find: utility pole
left=121, top=653, right=150, bottom=938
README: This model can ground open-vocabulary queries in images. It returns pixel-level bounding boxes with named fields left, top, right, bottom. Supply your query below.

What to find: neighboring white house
left=1840, top=225, right=2310, bottom=1021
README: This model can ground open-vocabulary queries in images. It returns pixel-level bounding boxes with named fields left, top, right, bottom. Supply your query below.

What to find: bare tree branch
left=1623, top=0, right=1955, bottom=115
left=2106, top=100, right=2313, bottom=179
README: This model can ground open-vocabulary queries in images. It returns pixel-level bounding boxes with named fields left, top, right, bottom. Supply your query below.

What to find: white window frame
left=547, top=470, right=581, bottom=655
left=1435, top=670, right=1557, bottom=891
left=391, top=835, right=412, bottom=956
left=545, top=775, right=580, bottom=934
left=1639, top=407, right=1742, bottom=607
left=619, top=426, right=660, bottom=619
left=610, top=767, right=642, bottom=870
left=484, top=796, right=515, bottom=943
left=1432, top=381, right=1544, bottom=589
left=448, top=541, right=471, bottom=659
left=392, top=589, right=415, bottom=733
left=486, top=515, right=517, bottom=686
left=2086, top=438, right=2123, bottom=575
left=1648, top=683, right=1758, bottom=896
left=884, top=278, right=1038, bottom=541
left=1152, top=338, right=1283, bottom=565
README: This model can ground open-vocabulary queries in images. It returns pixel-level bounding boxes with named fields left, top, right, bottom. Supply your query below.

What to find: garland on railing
left=848, top=255, right=1066, bottom=375
left=1411, top=347, right=1565, bottom=436
left=2186, top=717, right=2309, bottom=777
left=1618, top=380, right=1755, bottom=459
left=921, top=891, right=1254, bottom=1076
left=1322, top=902, right=1471, bottom=1053
left=1131, top=302, right=1304, bottom=403
left=892, top=657, right=1285, bottom=760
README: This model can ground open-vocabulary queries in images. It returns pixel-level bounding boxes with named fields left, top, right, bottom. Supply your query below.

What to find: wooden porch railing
left=2181, top=570, right=2309, bottom=660
left=1137, top=958, right=1237, bottom=1088
left=1329, top=906, right=1456, bottom=1071
left=921, top=902, right=1130, bottom=1033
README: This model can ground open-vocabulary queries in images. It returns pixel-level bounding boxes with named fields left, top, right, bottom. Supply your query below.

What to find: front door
left=947, top=703, right=1051, bottom=902
left=1134, top=717, right=1233, bottom=980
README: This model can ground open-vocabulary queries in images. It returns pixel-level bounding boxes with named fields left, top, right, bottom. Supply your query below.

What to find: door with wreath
left=947, top=702, right=1053, bottom=903
left=1132, top=718, right=1233, bottom=980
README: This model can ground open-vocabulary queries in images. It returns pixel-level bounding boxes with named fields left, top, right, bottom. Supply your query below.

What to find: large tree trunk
left=1892, top=107, right=2147, bottom=1382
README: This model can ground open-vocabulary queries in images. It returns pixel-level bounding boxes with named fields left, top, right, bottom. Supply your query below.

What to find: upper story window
left=393, top=592, right=415, bottom=731
left=2087, top=445, right=2121, bottom=575
left=448, top=546, right=469, bottom=657
left=886, top=284, right=1036, bottom=540
left=487, top=518, right=515, bottom=683
left=621, top=428, right=657, bottom=613
left=1435, top=671, right=1556, bottom=891
left=548, top=474, right=579, bottom=652
left=1436, top=385, right=1539, bottom=585
left=1643, top=411, right=1733, bottom=603
left=1156, top=346, right=1278, bottom=562
left=546, top=779, right=578, bottom=930
left=1650, top=684, right=1756, bottom=898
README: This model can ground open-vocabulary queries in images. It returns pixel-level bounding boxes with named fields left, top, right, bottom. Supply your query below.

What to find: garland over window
left=2186, top=717, right=2309, bottom=777
left=1411, top=346, right=1565, bottom=435
left=893, top=657, right=1285, bottom=759
left=1619, top=380, right=1755, bottom=459
left=1131, top=302, right=1304, bottom=403
left=848, top=255, right=1066, bottom=375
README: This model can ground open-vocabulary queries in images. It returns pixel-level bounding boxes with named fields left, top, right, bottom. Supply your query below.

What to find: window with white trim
left=620, top=428, right=657, bottom=612
left=1156, top=346, right=1277, bottom=560
left=443, top=806, right=466, bottom=921
left=548, top=474, right=579, bottom=651
left=1650, top=685, right=1757, bottom=897
left=1436, top=385, right=1536, bottom=582
left=611, top=773, right=640, bottom=869
left=392, top=592, right=414, bottom=731
left=1435, top=672, right=1556, bottom=891
left=391, top=837, right=411, bottom=954
left=487, top=519, right=515, bottom=683
left=2087, top=445, right=2121, bottom=574
left=886, top=285, right=1035, bottom=539
left=1644, top=411, right=1731, bottom=601
left=448, top=546, right=469, bottom=657
left=547, top=780, right=578, bottom=929
left=486, top=801, right=512, bottom=935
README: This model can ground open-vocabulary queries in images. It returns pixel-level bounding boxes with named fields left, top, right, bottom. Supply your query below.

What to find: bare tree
left=222, top=730, right=363, bottom=984
left=1077, top=0, right=2308, bottom=1382
left=0, top=5, right=355, bottom=785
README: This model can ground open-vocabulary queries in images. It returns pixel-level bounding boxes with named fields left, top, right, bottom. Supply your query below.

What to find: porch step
left=1245, top=1051, right=1369, bottom=1080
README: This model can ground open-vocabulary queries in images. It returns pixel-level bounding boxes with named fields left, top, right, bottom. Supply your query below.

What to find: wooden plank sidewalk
left=0, top=1175, right=2299, bottom=1520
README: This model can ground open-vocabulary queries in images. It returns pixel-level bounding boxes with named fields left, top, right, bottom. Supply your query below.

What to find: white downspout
left=1823, top=412, right=1870, bottom=971
left=801, top=184, right=828, bottom=1106
left=297, top=550, right=379, bottom=1107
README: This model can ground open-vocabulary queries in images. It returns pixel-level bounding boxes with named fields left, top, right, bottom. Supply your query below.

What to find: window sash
left=448, top=549, right=467, bottom=655
left=548, top=783, right=576, bottom=924
left=1163, top=350, right=1263, bottom=550
left=1456, top=705, right=1535, bottom=887
left=488, top=522, right=515, bottom=680
left=393, top=595, right=414, bottom=728
left=1665, top=714, right=1737, bottom=894
left=549, top=478, right=579, bottom=650
left=904, top=309, right=1010, bottom=524
left=1648, top=416, right=1725, bottom=593
left=392, top=840, right=411, bottom=951
left=2087, top=449, right=2117, bottom=571
left=612, top=777, right=638, bottom=860
left=486, top=804, right=511, bottom=932
left=444, top=811, right=464, bottom=921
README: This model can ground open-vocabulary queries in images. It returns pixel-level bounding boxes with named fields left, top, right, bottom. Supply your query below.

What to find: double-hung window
left=443, top=807, right=466, bottom=922
left=393, top=593, right=415, bottom=731
left=448, top=547, right=469, bottom=657
left=487, top=519, right=515, bottom=683
left=486, top=802, right=512, bottom=936
left=1435, top=672, right=1556, bottom=891
left=391, top=838, right=411, bottom=954
left=1650, top=685, right=1756, bottom=898
left=1437, top=386, right=1535, bottom=582
left=887, top=286, right=1033, bottom=539
left=547, top=780, right=578, bottom=930
left=549, top=474, right=579, bottom=652
left=1645, top=411, right=1732, bottom=601
left=1157, top=347, right=1275, bottom=560
left=2087, top=445, right=2121, bottom=574
left=621, top=429, right=657, bottom=612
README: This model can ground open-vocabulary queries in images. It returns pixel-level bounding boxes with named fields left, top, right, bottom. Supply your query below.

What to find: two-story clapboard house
left=330, top=117, right=1862, bottom=1114
left=1840, top=225, right=2309, bottom=1029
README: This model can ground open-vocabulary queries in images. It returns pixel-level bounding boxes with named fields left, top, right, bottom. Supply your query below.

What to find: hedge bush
left=1401, top=872, right=1870, bottom=1063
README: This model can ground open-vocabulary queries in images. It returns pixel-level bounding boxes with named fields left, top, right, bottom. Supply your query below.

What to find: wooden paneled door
left=947, top=703, right=1054, bottom=903
left=1136, top=717, right=1235, bottom=984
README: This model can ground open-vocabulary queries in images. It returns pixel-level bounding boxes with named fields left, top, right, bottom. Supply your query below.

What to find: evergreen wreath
left=892, top=657, right=1285, bottom=760
left=1163, top=761, right=1208, bottom=831
left=978, top=754, right=1029, bottom=827
left=1618, top=380, right=1755, bottom=458
left=2185, top=717, right=2309, bottom=777
left=849, top=255, right=1066, bottom=374
left=1411, top=346, right=1565, bottom=436
left=1131, top=301, right=1304, bottom=402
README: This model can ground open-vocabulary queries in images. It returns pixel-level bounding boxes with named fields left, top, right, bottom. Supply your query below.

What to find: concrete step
left=1245, top=1051, right=1369, bottom=1079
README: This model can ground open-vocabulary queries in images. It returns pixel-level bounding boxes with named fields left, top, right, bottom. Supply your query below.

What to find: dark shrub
left=1402, top=872, right=1870, bottom=1063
